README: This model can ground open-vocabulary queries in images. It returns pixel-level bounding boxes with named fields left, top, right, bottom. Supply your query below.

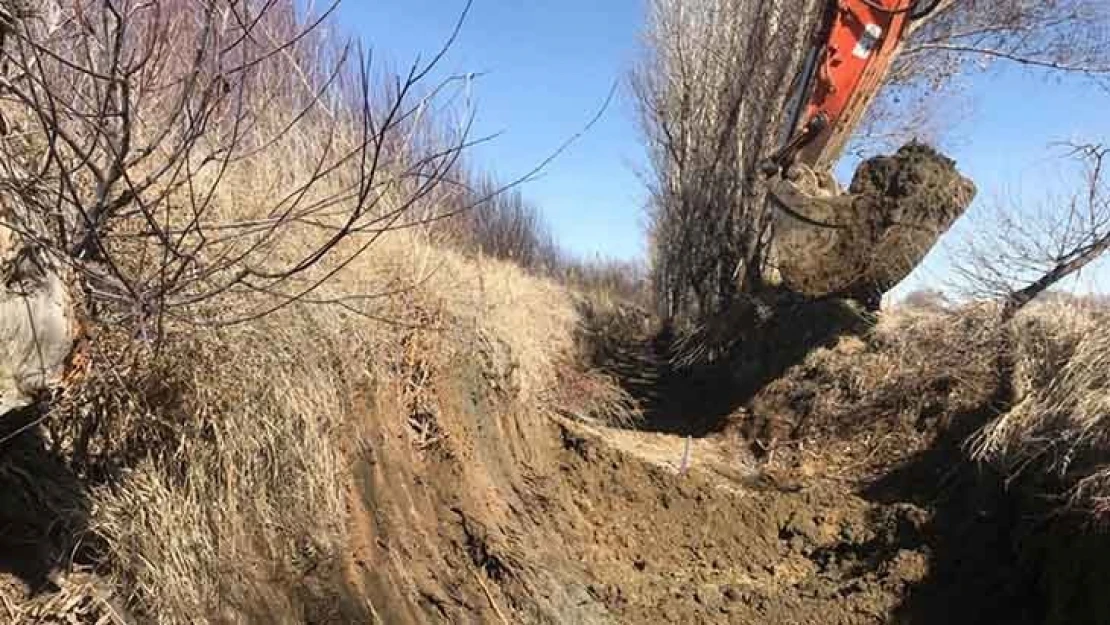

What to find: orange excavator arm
left=764, top=0, right=940, bottom=175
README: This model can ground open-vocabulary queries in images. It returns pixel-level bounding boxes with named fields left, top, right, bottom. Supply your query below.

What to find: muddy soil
left=773, top=142, right=976, bottom=303
left=543, top=423, right=932, bottom=625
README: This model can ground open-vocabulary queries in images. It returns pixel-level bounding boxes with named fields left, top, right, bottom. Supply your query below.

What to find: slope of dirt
left=338, top=396, right=942, bottom=624
left=326, top=332, right=1046, bottom=625
left=8, top=286, right=1110, bottom=624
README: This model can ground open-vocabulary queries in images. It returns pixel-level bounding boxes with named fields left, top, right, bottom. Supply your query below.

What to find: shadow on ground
left=0, top=407, right=92, bottom=595
left=863, top=403, right=1110, bottom=625
left=863, top=413, right=1035, bottom=624
left=579, top=295, right=1110, bottom=624
left=578, top=294, right=870, bottom=437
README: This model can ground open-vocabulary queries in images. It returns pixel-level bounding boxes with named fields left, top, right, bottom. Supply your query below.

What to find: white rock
left=1, top=227, right=77, bottom=417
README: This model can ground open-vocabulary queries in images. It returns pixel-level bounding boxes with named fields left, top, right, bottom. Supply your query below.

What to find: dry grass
left=16, top=228, right=587, bottom=624
left=548, top=295, right=653, bottom=429
left=970, top=300, right=1110, bottom=516
left=746, top=296, right=1110, bottom=516
left=0, top=3, right=636, bottom=623
left=0, top=573, right=131, bottom=625
left=746, top=302, right=1005, bottom=451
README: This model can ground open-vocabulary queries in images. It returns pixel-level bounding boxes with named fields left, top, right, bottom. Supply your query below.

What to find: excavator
left=762, top=0, right=942, bottom=214
left=759, top=0, right=956, bottom=302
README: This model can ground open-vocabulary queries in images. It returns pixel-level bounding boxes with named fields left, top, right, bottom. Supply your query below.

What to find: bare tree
left=452, top=174, right=560, bottom=271
left=954, top=143, right=1110, bottom=319
left=0, top=0, right=482, bottom=340
left=859, top=0, right=1110, bottom=153
left=0, top=0, right=500, bottom=417
left=633, top=0, right=822, bottom=322
left=899, top=0, right=1110, bottom=82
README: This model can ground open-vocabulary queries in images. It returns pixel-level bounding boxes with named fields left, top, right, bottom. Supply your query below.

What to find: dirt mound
left=303, top=295, right=962, bottom=625
left=547, top=302, right=1110, bottom=625
left=328, top=322, right=1059, bottom=625
left=546, top=424, right=932, bottom=625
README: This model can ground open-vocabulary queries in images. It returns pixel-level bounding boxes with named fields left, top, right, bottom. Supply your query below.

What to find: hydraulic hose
left=857, top=0, right=943, bottom=19
left=910, top=0, right=943, bottom=20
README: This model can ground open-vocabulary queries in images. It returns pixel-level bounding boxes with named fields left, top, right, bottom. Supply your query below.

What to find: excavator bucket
left=763, top=0, right=951, bottom=301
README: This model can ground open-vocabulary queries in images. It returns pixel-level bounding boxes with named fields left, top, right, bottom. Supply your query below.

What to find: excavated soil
left=337, top=404, right=1054, bottom=624
left=6, top=308, right=1108, bottom=624
left=774, top=142, right=977, bottom=304
left=322, top=331, right=1107, bottom=625
left=539, top=423, right=933, bottom=625
left=317, top=290, right=1110, bottom=625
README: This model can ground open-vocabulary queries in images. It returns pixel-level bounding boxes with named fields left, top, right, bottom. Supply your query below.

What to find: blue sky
left=340, top=1, right=1110, bottom=294
left=886, top=67, right=1110, bottom=298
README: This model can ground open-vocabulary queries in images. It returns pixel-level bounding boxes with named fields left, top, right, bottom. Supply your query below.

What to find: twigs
left=0, top=0, right=485, bottom=334
left=952, top=142, right=1110, bottom=318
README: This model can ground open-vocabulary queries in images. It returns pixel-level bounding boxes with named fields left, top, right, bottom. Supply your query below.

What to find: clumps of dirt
left=740, top=304, right=1007, bottom=475
left=775, top=142, right=977, bottom=305
left=847, top=142, right=977, bottom=301
left=715, top=301, right=1110, bottom=625
left=540, top=423, right=952, bottom=625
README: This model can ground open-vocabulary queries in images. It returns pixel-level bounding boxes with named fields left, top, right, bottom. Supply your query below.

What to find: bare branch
left=953, top=143, right=1110, bottom=319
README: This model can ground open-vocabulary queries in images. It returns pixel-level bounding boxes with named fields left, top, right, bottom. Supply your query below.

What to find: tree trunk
left=1001, top=234, right=1110, bottom=321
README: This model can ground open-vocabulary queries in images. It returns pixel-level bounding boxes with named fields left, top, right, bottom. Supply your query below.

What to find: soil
left=324, top=330, right=1110, bottom=625
left=6, top=307, right=1108, bottom=624
left=539, top=423, right=929, bottom=625
left=774, top=142, right=977, bottom=304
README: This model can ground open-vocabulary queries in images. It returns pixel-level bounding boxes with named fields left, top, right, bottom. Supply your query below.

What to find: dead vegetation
left=736, top=297, right=1110, bottom=521
left=0, top=1, right=629, bottom=622
left=972, top=303, right=1110, bottom=517
left=0, top=0, right=485, bottom=332
left=0, top=227, right=608, bottom=622
left=4, top=0, right=1110, bottom=624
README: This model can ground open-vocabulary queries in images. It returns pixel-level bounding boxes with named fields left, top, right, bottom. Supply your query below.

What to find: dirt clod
left=774, top=142, right=977, bottom=304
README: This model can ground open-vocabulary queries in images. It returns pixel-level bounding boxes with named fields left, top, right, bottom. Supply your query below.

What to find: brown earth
left=4, top=296, right=1108, bottom=624
left=331, top=399, right=1030, bottom=625
left=773, top=142, right=977, bottom=305
left=309, top=297, right=1110, bottom=625
left=310, top=320, right=1101, bottom=625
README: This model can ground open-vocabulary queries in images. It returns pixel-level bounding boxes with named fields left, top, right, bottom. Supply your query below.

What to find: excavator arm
left=763, top=0, right=941, bottom=177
